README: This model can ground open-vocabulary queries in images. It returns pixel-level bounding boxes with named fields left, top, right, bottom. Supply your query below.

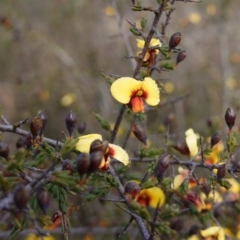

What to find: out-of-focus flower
left=136, top=38, right=161, bottom=66
left=205, top=140, right=224, bottom=164
left=200, top=190, right=223, bottom=203
left=172, top=167, right=196, bottom=189
left=136, top=187, right=165, bottom=208
left=75, top=134, right=129, bottom=168
left=187, top=235, right=199, bottom=240
left=185, top=128, right=199, bottom=157
left=200, top=226, right=225, bottom=240
left=44, top=210, right=62, bottom=231
left=110, top=77, right=160, bottom=113
left=103, top=6, right=115, bottom=16
left=25, top=234, right=55, bottom=240
left=183, top=191, right=206, bottom=212
left=60, top=93, right=76, bottom=107
left=219, top=177, right=240, bottom=201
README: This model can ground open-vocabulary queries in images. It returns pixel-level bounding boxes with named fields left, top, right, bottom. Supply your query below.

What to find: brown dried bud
left=89, top=139, right=103, bottom=153
left=217, top=164, right=226, bottom=181
left=102, top=140, right=109, bottom=154
left=45, top=210, right=62, bottom=230
left=30, top=117, right=43, bottom=138
left=36, top=187, right=50, bottom=214
left=62, top=159, right=74, bottom=175
left=225, top=107, right=236, bottom=131
left=76, top=153, right=90, bottom=177
left=37, top=110, right=47, bottom=136
left=176, top=51, right=186, bottom=65
left=13, top=184, right=29, bottom=210
left=154, top=154, right=172, bottom=179
left=0, top=142, right=9, bottom=159
left=170, top=219, right=184, bottom=232
left=77, top=122, right=87, bottom=134
left=169, top=32, right=181, bottom=51
left=65, top=110, right=77, bottom=137
left=25, top=134, right=33, bottom=150
left=124, top=181, right=141, bottom=200
left=210, top=132, right=221, bottom=148
left=16, top=137, right=25, bottom=149
left=171, top=142, right=190, bottom=156
left=199, top=178, right=211, bottom=197
left=89, top=151, right=104, bottom=174
left=132, top=124, right=147, bottom=145
left=163, top=113, right=175, bottom=127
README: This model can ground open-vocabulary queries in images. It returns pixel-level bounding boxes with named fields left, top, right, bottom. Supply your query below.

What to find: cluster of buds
left=76, top=139, right=110, bottom=179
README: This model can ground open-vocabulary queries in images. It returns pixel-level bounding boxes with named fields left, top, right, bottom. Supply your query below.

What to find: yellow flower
left=110, top=77, right=160, bottom=113
left=75, top=134, right=129, bottom=167
left=185, top=128, right=199, bottom=157
left=200, top=226, right=225, bottom=240
left=136, top=187, right=165, bottom=208
left=25, top=234, right=55, bottom=240
left=205, top=140, right=224, bottom=164
left=136, top=38, right=161, bottom=50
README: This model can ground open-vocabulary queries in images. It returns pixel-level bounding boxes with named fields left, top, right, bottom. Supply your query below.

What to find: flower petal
left=185, top=128, right=199, bottom=157
left=136, top=39, right=145, bottom=48
left=110, top=77, right=142, bottom=104
left=141, top=77, right=160, bottom=106
left=109, top=143, right=129, bottom=166
left=200, top=226, right=225, bottom=240
left=150, top=38, right=161, bottom=47
left=76, top=134, right=102, bottom=152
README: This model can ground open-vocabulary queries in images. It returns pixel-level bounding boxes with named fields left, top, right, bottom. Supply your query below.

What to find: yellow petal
left=75, top=134, right=102, bottom=152
left=172, top=174, right=184, bottom=189
left=200, top=226, right=225, bottom=240
left=110, top=77, right=142, bottom=104
left=141, top=77, right=160, bottom=106
left=187, top=235, right=200, bottom=240
left=149, top=38, right=161, bottom=47
left=185, top=128, right=199, bottom=157
left=140, top=187, right=165, bottom=208
left=136, top=39, right=145, bottom=48
left=109, top=143, right=129, bottom=166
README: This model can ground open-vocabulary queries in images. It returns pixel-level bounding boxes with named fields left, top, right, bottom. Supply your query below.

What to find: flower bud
left=25, top=133, right=33, bottom=150
left=37, top=110, right=47, bottom=136
left=124, top=181, right=141, bottom=200
left=169, top=32, right=181, bottom=51
left=89, top=139, right=103, bottom=153
left=77, top=122, right=87, bottom=134
left=89, top=151, right=104, bottom=174
left=225, top=107, right=236, bottom=131
left=36, top=187, right=50, bottom=214
left=217, top=164, right=226, bottom=181
left=13, top=184, right=29, bottom=210
left=76, top=153, right=90, bottom=177
left=0, top=142, right=9, bottom=159
left=44, top=210, right=62, bottom=230
left=132, top=124, right=147, bottom=145
left=163, top=113, right=175, bottom=127
left=176, top=51, right=186, bottom=65
left=210, top=132, right=221, bottom=148
left=102, top=140, right=109, bottom=154
left=183, top=190, right=205, bottom=212
left=65, top=110, right=77, bottom=137
left=154, top=154, right=172, bottom=179
left=30, top=117, right=43, bottom=138
left=171, top=142, right=190, bottom=156
left=16, top=137, right=25, bottom=149
left=62, top=159, right=74, bottom=175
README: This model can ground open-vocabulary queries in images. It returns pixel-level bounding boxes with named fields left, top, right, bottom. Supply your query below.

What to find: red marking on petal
left=129, top=97, right=144, bottom=113
left=137, top=193, right=150, bottom=207
left=107, top=146, right=115, bottom=157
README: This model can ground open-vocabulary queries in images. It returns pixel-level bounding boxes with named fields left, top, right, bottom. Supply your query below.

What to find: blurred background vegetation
left=1, top=0, right=240, bottom=239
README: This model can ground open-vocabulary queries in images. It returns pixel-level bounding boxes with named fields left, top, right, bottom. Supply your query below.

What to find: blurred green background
left=1, top=0, right=240, bottom=239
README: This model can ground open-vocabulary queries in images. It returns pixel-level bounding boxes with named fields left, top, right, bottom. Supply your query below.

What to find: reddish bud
left=132, top=124, right=147, bottom=145
left=225, top=107, right=236, bottom=131
left=102, top=140, right=109, bottom=154
left=62, top=159, right=74, bottom=175
left=89, top=139, right=103, bottom=153
left=13, top=184, right=29, bottom=210
left=183, top=191, right=205, bottom=212
left=0, top=142, right=9, bottom=159
left=163, top=113, right=175, bottom=127
left=25, top=134, right=33, bottom=150
left=169, top=32, right=181, bottom=51
left=30, top=117, right=43, bottom=138
left=65, top=110, right=77, bottom=137
left=76, top=153, right=90, bottom=178
left=124, top=181, right=141, bottom=200
left=154, top=155, right=172, bottom=179
left=44, top=210, right=62, bottom=230
left=36, top=187, right=50, bottom=214
left=171, top=142, right=190, bottom=156
left=217, top=164, right=226, bottom=181
left=77, top=122, right=87, bottom=134
left=210, top=132, right=221, bottom=148
left=37, top=110, right=47, bottom=136
left=176, top=51, right=186, bottom=65
left=89, top=151, right=104, bottom=174
left=16, top=137, right=25, bottom=149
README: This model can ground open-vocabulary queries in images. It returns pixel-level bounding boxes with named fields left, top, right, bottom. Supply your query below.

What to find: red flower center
left=128, top=89, right=148, bottom=113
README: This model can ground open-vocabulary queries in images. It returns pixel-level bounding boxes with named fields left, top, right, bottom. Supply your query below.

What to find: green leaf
left=140, top=17, right=147, bottom=30
left=60, top=137, right=79, bottom=155
left=160, top=61, right=175, bottom=70
left=177, top=178, right=189, bottom=195
left=93, top=112, right=111, bottom=132
left=101, top=72, right=115, bottom=85
left=226, top=133, right=238, bottom=154
left=138, top=147, right=164, bottom=158
left=130, top=27, right=140, bottom=36
left=218, top=179, right=232, bottom=190
left=141, top=178, right=158, bottom=189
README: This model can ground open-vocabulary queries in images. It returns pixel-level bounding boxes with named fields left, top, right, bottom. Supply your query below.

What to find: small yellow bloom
left=200, top=226, right=225, bottom=240
left=185, top=128, right=199, bottom=157
left=75, top=134, right=129, bottom=167
left=25, top=234, right=55, bottom=240
left=205, top=140, right=224, bottom=164
left=136, top=38, right=161, bottom=50
left=136, top=187, right=165, bottom=208
left=110, top=77, right=160, bottom=113
left=172, top=167, right=196, bottom=189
